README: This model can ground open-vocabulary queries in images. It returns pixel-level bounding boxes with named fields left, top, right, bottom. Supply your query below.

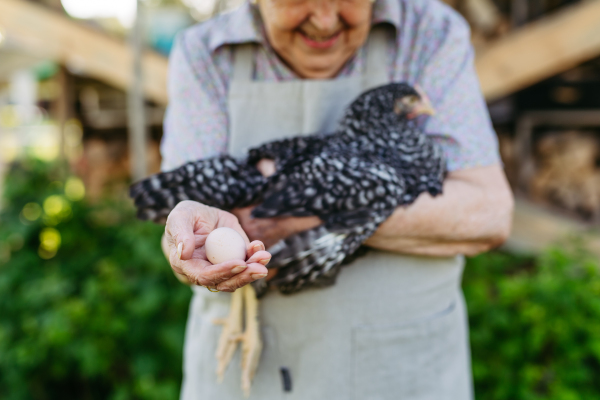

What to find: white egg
left=205, top=227, right=247, bottom=265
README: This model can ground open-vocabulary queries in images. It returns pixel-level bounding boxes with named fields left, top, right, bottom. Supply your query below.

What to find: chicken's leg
left=240, top=284, right=263, bottom=397
left=213, top=285, right=263, bottom=397
left=213, top=289, right=244, bottom=382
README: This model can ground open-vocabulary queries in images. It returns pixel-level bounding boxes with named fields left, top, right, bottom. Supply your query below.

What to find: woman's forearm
left=365, top=164, right=514, bottom=257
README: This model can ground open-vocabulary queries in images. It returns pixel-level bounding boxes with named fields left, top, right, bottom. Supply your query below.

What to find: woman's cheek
left=261, top=11, right=305, bottom=52
left=340, top=7, right=372, bottom=35
left=262, top=3, right=308, bottom=31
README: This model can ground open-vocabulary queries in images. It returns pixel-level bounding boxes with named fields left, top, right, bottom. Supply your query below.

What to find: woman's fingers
left=165, top=202, right=204, bottom=260
left=165, top=200, right=220, bottom=260
left=210, top=249, right=270, bottom=291
left=179, top=258, right=249, bottom=287
left=247, top=249, right=271, bottom=266
left=246, top=240, right=266, bottom=258
left=216, top=262, right=269, bottom=292
left=175, top=250, right=270, bottom=289
left=167, top=242, right=186, bottom=275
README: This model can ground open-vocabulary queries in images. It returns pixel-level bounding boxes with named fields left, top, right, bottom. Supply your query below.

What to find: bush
left=465, top=245, right=600, bottom=400
left=0, top=160, right=192, bottom=400
left=2, top=160, right=600, bottom=400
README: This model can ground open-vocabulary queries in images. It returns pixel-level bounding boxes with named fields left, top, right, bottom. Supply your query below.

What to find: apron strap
left=233, top=43, right=255, bottom=82
left=365, top=25, right=393, bottom=87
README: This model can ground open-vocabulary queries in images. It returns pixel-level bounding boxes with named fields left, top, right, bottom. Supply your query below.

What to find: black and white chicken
left=130, top=83, right=446, bottom=296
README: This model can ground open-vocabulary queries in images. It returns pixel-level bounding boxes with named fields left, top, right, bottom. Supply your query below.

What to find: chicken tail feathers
left=254, top=225, right=373, bottom=297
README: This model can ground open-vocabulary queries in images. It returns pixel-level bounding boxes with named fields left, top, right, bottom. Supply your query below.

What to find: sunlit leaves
left=0, top=160, right=191, bottom=400
left=21, top=202, right=42, bottom=222
left=465, top=244, right=600, bottom=400
left=39, top=227, right=61, bottom=259
left=64, top=177, right=85, bottom=201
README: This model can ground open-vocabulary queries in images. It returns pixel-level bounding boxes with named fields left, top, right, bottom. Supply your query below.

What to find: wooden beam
left=0, top=0, right=168, bottom=105
left=476, top=0, right=600, bottom=101
left=3, top=0, right=600, bottom=106
left=128, top=0, right=149, bottom=181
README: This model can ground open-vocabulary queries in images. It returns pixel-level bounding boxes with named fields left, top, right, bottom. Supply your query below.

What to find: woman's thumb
left=166, top=205, right=198, bottom=261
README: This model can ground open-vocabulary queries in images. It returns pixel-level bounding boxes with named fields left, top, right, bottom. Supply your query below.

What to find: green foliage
left=0, top=160, right=192, bottom=400
left=465, top=245, right=600, bottom=400
left=2, top=159, right=600, bottom=400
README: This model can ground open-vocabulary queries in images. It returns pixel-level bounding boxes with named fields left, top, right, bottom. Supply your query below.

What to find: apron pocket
left=351, top=302, right=461, bottom=400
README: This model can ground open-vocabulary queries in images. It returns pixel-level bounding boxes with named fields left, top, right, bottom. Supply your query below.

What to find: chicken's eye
left=401, top=95, right=418, bottom=106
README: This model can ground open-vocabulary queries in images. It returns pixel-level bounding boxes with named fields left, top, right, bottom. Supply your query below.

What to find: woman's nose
left=308, top=1, right=340, bottom=32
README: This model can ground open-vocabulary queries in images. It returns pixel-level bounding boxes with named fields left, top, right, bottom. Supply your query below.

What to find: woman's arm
left=235, top=162, right=513, bottom=258
left=365, top=164, right=513, bottom=256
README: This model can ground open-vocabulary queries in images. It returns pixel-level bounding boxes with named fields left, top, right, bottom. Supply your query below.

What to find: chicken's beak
left=412, top=84, right=436, bottom=117
left=413, top=102, right=436, bottom=117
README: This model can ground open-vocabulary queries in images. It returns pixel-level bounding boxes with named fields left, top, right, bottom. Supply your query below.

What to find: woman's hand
left=164, top=200, right=271, bottom=292
left=235, top=158, right=322, bottom=249
left=231, top=206, right=321, bottom=249
left=230, top=207, right=321, bottom=282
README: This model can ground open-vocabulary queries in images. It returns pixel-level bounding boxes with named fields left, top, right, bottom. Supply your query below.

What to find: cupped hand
left=165, top=200, right=271, bottom=292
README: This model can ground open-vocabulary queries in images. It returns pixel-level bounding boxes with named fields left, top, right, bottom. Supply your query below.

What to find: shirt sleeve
left=160, top=32, right=230, bottom=171
left=414, top=7, right=501, bottom=171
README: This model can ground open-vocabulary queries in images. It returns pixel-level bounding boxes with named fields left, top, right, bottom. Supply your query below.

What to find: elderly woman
left=161, top=0, right=514, bottom=398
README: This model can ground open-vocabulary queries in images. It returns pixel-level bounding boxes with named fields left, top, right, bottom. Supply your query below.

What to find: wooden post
left=55, top=66, right=72, bottom=163
left=128, top=0, right=148, bottom=181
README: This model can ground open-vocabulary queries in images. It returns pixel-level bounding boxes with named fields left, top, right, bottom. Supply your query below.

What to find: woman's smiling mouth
left=298, top=30, right=342, bottom=49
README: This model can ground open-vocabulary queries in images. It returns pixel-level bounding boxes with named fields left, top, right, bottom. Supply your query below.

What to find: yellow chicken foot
left=240, top=284, right=263, bottom=397
left=213, top=288, right=244, bottom=382
left=212, top=285, right=263, bottom=397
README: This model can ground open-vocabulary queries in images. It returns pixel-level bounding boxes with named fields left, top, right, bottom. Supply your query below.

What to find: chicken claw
left=241, top=285, right=263, bottom=397
left=213, top=285, right=263, bottom=397
left=214, top=288, right=244, bottom=382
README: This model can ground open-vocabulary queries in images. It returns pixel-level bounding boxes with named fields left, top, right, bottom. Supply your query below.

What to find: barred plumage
left=130, top=83, right=446, bottom=296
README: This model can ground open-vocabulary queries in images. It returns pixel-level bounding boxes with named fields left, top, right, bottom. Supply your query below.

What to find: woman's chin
left=296, top=68, right=340, bottom=79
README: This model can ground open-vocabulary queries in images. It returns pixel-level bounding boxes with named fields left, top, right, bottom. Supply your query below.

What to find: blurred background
left=1, top=0, right=600, bottom=399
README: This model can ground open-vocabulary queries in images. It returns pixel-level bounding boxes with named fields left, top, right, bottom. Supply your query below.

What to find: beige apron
left=180, top=27, right=473, bottom=400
